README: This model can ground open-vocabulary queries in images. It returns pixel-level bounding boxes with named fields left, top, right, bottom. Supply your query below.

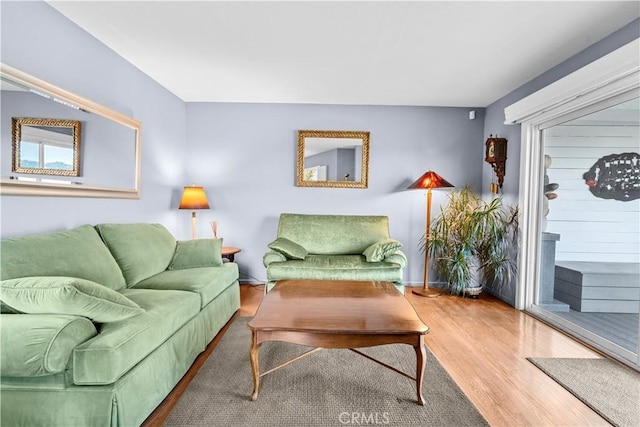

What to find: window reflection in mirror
left=13, top=118, right=81, bottom=176
left=1, top=63, right=141, bottom=198
left=296, top=130, right=369, bottom=188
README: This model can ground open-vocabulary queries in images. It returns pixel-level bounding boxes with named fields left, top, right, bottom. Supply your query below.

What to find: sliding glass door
left=530, top=97, right=639, bottom=369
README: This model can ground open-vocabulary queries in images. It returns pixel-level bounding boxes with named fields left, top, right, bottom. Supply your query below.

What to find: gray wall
left=1, top=1, right=187, bottom=238
left=482, top=18, right=640, bottom=304
left=185, top=103, right=485, bottom=284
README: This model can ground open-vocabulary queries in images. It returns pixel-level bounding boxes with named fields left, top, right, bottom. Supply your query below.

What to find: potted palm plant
left=422, top=186, right=518, bottom=297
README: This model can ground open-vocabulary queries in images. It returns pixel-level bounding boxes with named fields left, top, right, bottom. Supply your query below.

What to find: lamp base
left=412, top=288, right=441, bottom=298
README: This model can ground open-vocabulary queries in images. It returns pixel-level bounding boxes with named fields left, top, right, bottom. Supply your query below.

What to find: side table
left=221, top=246, right=241, bottom=262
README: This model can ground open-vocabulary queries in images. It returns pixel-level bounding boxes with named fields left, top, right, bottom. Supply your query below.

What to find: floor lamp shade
left=179, top=185, right=210, bottom=239
left=408, top=171, right=454, bottom=297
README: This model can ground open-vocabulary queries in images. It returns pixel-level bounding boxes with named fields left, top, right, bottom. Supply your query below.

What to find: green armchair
left=263, top=213, right=407, bottom=294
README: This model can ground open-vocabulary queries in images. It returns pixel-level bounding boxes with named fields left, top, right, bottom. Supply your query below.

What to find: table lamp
left=408, top=170, right=454, bottom=297
left=179, top=185, right=210, bottom=239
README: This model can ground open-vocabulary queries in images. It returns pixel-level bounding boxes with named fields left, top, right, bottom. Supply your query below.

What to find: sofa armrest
left=383, top=250, right=407, bottom=269
left=1, top=314, right=97, bottom=377
left=263, top=250, right=287, bottom=267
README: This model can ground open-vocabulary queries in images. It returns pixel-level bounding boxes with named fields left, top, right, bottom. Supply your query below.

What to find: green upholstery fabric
left=0, top=225, right=126, bottom=290
left=1, top=314, right=96, bottom=377
left=73, top=288, right=200, bottom=385
left=0, top=302, right=17, bottom=313
left=1, top=221, right=242, bottom=426
left=0, top=277, right=144, bottom=323
left=382, top=251, right=408, bottom=269
left=95, top=223, right=177, bottom=287
left=0, top=283, right=240, bottom=427
left=265, top=214, right=407, bottom=295
left=277, top=213, right=390, bottom=255
left=267, top=255, right=404, bottom=282
left=268, top=237, right=308, bottom=260
left=363, top=238, right=403, bottom=262
left=263, top=250, right=287, bottom=267
left=169, top=238, right=223, bottom=270
left=134, top=263, right=239, bottom=308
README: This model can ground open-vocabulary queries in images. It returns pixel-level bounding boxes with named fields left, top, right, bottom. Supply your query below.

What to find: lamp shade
left=179, top=186, right=210, bottom=210
left=408, top=170, right=454, bottom=190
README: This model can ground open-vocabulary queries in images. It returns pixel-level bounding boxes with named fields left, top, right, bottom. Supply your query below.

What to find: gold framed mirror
left=296, top=130, right=369, bottom=188
left=1, top=63, right=141, bottom=198
left=12, top=117, right=81, bottom=176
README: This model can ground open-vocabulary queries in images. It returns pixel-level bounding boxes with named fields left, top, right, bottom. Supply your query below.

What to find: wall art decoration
left=582, top=152, right=640, bottom=201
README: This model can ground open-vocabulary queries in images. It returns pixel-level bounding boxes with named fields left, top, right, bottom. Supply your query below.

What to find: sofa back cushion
left=0, top=225, right=126, bottom=291
left=95, top=223, right=176, bottom=287
left=277, top=213, right=390, bottom=255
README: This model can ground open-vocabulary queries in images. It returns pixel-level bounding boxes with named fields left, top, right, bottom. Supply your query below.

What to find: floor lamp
left=408, top=171, right=454, bottom=297
left=179, top=185, right=210, bottom=239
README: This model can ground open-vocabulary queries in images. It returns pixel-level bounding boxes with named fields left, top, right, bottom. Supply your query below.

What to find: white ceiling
left=47, top=1, right=639, bottom=107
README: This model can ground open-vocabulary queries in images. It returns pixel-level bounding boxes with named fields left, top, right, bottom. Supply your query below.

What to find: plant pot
left=463, top=285, right=483, bottom=299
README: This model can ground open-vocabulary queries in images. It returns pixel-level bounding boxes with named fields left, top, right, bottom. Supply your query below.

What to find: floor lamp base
left=412, top=288, right=441, bottom=298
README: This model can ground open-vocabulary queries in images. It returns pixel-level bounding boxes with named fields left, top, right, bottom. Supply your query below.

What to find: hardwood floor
left=145, top=283, right=609, bottom=426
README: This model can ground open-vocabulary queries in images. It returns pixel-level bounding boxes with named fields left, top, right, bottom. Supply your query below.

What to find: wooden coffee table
left=247, top=280, right=430, bottom=405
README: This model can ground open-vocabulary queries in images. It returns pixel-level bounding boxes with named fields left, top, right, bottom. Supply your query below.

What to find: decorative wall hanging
left=485, top=135, right=507, bottom=191
left=582, top=152, right=640, bottom=201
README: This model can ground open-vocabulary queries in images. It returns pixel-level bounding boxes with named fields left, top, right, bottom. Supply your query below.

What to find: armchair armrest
left=1, top=314, right=96, bottom=377
left=383, top=250, right=407, bottom=269
left=263, top=250, right=287, bottom=268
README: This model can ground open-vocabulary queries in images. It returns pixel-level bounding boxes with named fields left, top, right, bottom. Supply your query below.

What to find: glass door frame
left=505, top=39, right=640, bottom=369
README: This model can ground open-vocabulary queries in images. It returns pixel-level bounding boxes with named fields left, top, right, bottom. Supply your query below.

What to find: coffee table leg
left=415, top=336, right=426, bottom=405
left=250, top=330, right=260, bottom=401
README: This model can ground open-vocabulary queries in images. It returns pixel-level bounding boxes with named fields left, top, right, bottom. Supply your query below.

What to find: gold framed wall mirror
left=1, top=63, right=141, bottom=198
left=12, top=117, right=81, bottom=176
left=296, top=130, right=369, bottom=188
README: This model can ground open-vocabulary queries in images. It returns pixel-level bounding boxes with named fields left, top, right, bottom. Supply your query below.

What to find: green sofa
left=263, top=213, right=407, bottom=294
left=0, top=223, right=240, bottom=426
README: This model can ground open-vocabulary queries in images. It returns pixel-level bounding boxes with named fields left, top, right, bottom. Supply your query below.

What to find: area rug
left=528, top=357, right=640, bottom=427
left=165, top=317, right=488, bottom=426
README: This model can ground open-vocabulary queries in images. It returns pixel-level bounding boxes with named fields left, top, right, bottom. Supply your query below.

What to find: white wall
left=544, top=124, right=639, bottom=262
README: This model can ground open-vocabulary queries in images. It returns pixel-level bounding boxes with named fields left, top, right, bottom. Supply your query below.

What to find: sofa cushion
left=266, top=255, right=404, bottom=283
left=133, top=263, right=239, bottom=308
left=169, top=238, right=223, bottom=270
left=0, top=277, right=144, bottom=323
left=73, top=288, right=200, bottom=385
left=277, top=213, right=390, bottom=255
left=268, top=237, right=308, bottom=260
left=362, top=239, right=403, bottom=262
left=0, top=225, right=126, bottom=291
left=95, top=223, right=177, bottom=287
left=1, top=314, right=97, bottom=377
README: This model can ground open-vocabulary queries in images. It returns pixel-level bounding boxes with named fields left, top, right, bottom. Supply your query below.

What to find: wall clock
left=485, top=135, right=507, bottom=189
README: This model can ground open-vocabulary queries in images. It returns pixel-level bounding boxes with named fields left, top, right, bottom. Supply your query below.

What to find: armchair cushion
left=0, top=277, right=144, bottom=323
left=268, top=237, right=308, bottom=260
left=169, top=238, right=223, bottom=270
left=267, top=255, right=404, bottom=283
left=362, top=239, right=403, bottom=262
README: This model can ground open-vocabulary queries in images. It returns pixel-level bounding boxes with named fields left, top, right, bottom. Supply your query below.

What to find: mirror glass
left=12, top=117, right=81, bottom=176
left=1, top=63, right=141, bottom=198
left=296, top=130, right=369, bottom=188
